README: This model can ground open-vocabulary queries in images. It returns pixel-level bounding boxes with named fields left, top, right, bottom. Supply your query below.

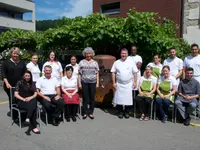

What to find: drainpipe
left=180, top=0, right=185, bottom=37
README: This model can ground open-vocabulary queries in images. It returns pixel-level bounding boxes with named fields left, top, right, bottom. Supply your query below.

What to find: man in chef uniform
left=111, top=48, right=138, bottom=119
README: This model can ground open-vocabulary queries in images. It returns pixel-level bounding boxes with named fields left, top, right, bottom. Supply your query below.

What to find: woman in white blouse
left=61, top=66, right=80, bottom=122
left=26, top=54, right=41, bottom=83
left=42, top=51, right=63, bottom=82
left=65, top=56, right=79, bottom=79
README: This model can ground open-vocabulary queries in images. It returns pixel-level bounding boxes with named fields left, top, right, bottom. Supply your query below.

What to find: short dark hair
left=191, top=43, right=199, bottom=49
left=65, top=66, right=73, bottom=72
left=162, top=65, right=170, bottom=71
left=186, top=67, right=194, bottom=72
left=131, top=44, right=137, bottom=49
left=169, top=47, right=176, bottom=51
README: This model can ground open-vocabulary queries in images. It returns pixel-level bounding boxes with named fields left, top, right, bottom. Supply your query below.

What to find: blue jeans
left=156, top=98, right=171, bottom=120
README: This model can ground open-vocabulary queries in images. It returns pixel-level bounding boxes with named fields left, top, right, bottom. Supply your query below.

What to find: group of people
left=112, top=44, right=200, bottom=127
left=2, top=43, right=200, bottom=135
left=2, top=47, right=99, bottom=134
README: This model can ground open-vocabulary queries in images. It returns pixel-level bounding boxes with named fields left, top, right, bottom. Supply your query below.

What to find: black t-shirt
left=15, top=80, right=36, bottom=98
left=2, top=59, right=26, bottom=87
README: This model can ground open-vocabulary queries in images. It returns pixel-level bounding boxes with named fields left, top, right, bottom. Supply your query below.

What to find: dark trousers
left=39, top=95, right=65, bottom=119
left=156, top=98, right=171, bottom=120
left=81, top=82, right=96, bottom=115
left=116, top=105, right=131, bottom=113
left=18, top=98, right=37, bottom=128
left=3, top=84, right=14, bottom=110
left=136, top=96, right=152, bottom=116
left=65, top=104, right=78, bottom=118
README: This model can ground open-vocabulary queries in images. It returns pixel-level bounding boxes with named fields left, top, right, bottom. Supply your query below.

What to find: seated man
left=36, top=65, right=65, bottom=126
left=175, top=67, right=200, bottom=126
left=136, top=66, right=157, bottom=121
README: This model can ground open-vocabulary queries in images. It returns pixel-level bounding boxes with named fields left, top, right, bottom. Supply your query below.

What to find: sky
left=24, top=0, right=93, bottom=20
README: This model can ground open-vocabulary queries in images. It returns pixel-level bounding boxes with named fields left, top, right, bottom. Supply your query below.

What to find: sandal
left=139, top=115, right=145, bottom=121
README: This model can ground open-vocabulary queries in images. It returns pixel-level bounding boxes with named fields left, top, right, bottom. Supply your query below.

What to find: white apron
left=113, top=80, right=133, bottom=106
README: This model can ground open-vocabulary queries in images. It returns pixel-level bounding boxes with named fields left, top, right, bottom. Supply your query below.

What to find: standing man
left=163, top=48, right=183, bottom=86
left=36, top=65, right=65, bottom=126
left=175, top=67, right=200, bottom=126
left=128, top=45, right=143, bottom=113
left=183, top=44, right=200, bottom=114
left=183, top=44, right=200, bottom=83
left=111, top=48, right=138, bottom=119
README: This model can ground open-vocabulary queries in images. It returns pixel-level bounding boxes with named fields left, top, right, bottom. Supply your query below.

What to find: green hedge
left=0, top=9, right=190, bottom=63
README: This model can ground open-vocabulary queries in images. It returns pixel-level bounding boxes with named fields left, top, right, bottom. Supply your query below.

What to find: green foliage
left=0, top=9, right=190, bottom=64
left=36, top=20, right=57, bottom=31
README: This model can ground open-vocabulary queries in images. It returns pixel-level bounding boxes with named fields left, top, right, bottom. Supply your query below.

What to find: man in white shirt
left=128, top=45, right=142, bottom=113
left=111, top=48, right=138, bottom=119
left=65, top=56, right=79, bottom=79
left=163, top=48, right=183, bottom=85
left=36, top=65, right=65, bottom=126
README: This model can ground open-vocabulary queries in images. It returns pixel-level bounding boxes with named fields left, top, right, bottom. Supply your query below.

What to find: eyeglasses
left=192, top=49, right=198, bottom=50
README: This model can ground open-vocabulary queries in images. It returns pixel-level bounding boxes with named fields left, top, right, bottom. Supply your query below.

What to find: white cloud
left=60, top=0, right=93, bottom=18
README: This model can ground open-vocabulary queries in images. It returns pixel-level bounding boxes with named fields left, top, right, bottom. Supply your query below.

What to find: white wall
left=0, top=16, right=35, bottom=31
left=0, top=0, right=35, bottom=12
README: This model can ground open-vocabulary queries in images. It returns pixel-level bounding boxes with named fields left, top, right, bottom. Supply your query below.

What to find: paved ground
left=0, top=87, right=200, bottom=150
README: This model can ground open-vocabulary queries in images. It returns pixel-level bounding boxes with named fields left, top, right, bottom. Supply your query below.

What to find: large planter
left=93, top=55, right=116, bottom=107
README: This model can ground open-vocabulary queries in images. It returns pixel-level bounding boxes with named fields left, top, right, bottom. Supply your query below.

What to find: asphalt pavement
left=0, top=87, right=200, bottom=150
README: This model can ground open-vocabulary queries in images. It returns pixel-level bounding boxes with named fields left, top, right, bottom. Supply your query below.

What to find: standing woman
left=42, top=51, right=63, bottom=82
left=156, top=66, right=177, bottom=123
left=2, top=47, right=26, bottom=114
left=61, top=66, right=80, bottom=122
left=14, top=70, right=40, bottom=134
left=26, top=54, right=41, bottom=83
left=65, top=56, right=79, bottom=79
left=146, top=55, right=163, bottom=79
left=78, top=47, right=99, bottom=119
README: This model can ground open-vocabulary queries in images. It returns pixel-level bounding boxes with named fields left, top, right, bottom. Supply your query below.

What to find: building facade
left=93, top=0, right=200, bottom=45
left=0, top=0, right=35, bottom=31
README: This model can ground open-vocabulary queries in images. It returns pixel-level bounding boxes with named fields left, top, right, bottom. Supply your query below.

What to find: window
left=101, top=2, right=120, bottom=15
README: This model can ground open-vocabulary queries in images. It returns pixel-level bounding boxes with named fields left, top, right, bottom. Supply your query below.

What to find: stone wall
left=183, top=0, right=200, bottom=45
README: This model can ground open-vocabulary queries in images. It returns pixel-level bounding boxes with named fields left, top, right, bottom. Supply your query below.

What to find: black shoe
left=82, top=115, right=87, bottom=120
left=52, top=119, right=59, bottom=126
left=7, top=111, right=11, bottom=117
left=66, top=117, right=70, bottom=122
left=124, top=113, right=130, bottom=119
left=118, top=112, right=123, bottom=119
left=184, top=117, right=191, bottom=126
left=88, top=115, right=94, bottom=120
left=72, top=117, right=76, bottom=122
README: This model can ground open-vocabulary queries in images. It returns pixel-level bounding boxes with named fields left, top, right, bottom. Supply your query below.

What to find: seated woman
left=136, top=66, right=157, bottom=121
left=156, top=66, right=177, bottom=123
left=61, top=66, right=80, bottom=122
left=145, top=55, right=163, bottom=79
left=14, top=70, right=40, bottom=134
